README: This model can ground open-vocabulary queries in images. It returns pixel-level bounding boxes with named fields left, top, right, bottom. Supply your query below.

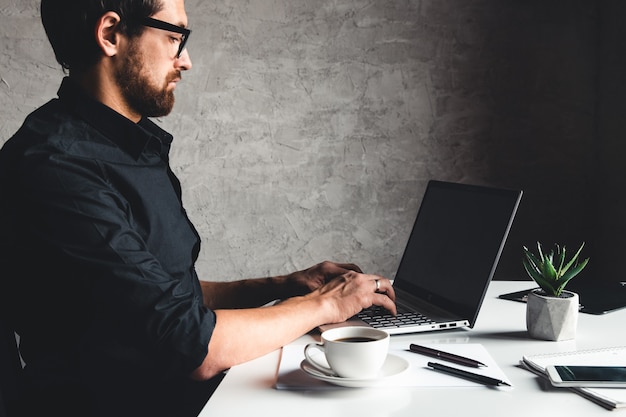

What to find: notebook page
left=522, top=346, right=626, bottom=409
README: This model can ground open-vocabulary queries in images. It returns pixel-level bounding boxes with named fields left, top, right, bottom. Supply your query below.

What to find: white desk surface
left=199, top=281, right=626, bottom=416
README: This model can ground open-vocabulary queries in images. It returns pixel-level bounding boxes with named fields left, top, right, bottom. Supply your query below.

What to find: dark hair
left=40, top=0, right=162, bottom=72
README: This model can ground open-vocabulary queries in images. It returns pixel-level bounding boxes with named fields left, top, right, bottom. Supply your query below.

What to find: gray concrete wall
left=0, top=1, right=611, bottom=283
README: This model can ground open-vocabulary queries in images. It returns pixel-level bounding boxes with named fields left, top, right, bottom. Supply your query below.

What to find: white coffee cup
left=304, top=326, right=390, bottom=379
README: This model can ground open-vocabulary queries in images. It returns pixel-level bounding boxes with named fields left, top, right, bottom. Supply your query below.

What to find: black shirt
left=0, top=78, right=217, bottom=416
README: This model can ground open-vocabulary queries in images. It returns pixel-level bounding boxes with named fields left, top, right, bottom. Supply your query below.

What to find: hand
left=283, top=260, right=363, bottom=295
left=313, top=270, right=396, bottom=324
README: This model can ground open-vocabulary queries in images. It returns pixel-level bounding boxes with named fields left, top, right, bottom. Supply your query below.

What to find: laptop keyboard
left=357, top=304, right=436, bottom=329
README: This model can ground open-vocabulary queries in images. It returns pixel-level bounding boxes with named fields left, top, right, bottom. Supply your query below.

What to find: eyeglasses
left=141, top=17, right=191, bottom=59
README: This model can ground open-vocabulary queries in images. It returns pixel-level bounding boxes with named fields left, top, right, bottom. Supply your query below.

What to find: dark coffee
left=334, top=337, right=377, bottom=343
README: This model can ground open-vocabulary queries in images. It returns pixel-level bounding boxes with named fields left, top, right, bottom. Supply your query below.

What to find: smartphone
left=546, top=365, right=626, bottom=387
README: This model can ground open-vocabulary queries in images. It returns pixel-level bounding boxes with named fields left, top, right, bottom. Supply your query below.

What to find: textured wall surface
left=0, top=1, right=607, bottom=282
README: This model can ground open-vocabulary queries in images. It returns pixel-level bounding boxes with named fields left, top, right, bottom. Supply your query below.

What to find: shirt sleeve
left=16, top=139, right=215, bottom=375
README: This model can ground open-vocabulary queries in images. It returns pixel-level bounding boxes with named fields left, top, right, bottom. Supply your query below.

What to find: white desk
left=199, top=281, right=626, bottom=416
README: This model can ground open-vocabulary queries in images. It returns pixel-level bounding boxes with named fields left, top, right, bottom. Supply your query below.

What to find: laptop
left=320, top=180, right=523, bottom=335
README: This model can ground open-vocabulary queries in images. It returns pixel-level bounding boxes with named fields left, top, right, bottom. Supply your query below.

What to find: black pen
left=409, top=344, right=486, bottom=368
left=427, top=362, right=511, bottom=387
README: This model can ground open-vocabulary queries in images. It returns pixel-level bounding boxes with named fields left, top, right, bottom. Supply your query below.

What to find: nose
left=177, top=48, right=192, bottom=71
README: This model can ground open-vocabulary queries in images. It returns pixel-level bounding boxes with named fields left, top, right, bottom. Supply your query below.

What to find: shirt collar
left=57, top=77, right=174, bottom=160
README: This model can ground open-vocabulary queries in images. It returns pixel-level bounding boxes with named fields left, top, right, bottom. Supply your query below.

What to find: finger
left=371, top=276, right=395, bottom=300
left=320, top=262, right=363, bottom=279
left=373, top=292, right=397, bottom=315
left=382, top=279, right=396, bottom=300
left=331, top=262, right=363, bottom=274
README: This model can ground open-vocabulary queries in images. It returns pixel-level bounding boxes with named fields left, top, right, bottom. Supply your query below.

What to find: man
left=0, top=1, right=396, bottom=416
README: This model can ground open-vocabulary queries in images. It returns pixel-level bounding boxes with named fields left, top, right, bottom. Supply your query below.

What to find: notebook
left=521, top=346, right=626, bottom=409
left=320, top=180, right=523, bottom=335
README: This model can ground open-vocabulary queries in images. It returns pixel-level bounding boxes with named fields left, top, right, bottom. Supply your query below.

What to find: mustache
left=168, top=71, right=182, bottom=83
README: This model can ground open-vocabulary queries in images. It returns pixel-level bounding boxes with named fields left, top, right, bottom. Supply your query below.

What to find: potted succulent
left=522, top=242, right=589, bottom=341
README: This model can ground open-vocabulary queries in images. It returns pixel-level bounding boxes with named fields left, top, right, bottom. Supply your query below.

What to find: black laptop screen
left=393, top=180, right=522, bottom=325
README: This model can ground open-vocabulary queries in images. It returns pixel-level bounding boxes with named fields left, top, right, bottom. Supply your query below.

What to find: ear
left=94, top=12, right=123, bottom=57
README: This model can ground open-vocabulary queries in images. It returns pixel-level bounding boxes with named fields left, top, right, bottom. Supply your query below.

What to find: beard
left=115, top=41, right=179, bottom=118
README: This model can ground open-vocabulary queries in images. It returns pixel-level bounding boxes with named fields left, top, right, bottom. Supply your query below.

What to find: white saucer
left=300, top=353, right=409, bottom=387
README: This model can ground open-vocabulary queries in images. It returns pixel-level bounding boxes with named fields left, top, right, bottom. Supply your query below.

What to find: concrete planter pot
left=526, top=290, right=579, bottom=341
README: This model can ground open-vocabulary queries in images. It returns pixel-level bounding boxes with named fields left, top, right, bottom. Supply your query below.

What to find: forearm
left=192, top=268, right=397, bottom=381
left=199, top=261, right=364, bottom=309
left=191, top=294, right=329, bottom=380
left=200, top=275, right=300, bottom=309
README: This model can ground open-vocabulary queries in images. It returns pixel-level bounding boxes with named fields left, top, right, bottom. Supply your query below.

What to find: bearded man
left=0, top=1, right=396, bottom=416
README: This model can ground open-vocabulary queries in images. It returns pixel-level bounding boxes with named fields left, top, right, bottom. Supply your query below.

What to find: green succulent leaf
left=542, top=256, right=557, bottom=282
left=555, top=245, right=566, bottom=274
left=521, top=242, right=589, bottom=297
left=559, top=243, right=586, bottom=276
left=560, top=257, right=590, bottom=283
left=522, top=246, right=543, bottom=271
left=522, top=258, right=543, bottom=282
